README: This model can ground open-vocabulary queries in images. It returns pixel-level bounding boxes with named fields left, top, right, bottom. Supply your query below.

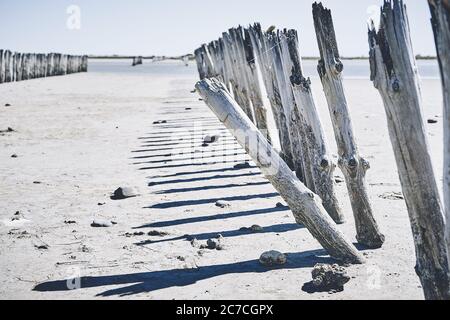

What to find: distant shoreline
left=88, top=55, right=437, bottom=61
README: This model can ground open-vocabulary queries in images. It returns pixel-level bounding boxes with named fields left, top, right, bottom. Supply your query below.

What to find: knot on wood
left=317, top=60, right=326, bottom=79
left=320, top=158, right=330, bottom=170
left=334, top=59, right=344, bottom=74
left=392, top=79, right=401, bottom=92
left=361, top=158, right=371, bottom=171
left=347, top=156, right=359, bottom=169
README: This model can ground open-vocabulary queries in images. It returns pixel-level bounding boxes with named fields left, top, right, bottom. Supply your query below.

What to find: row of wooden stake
left=195, top=0, right=450, bottom=300
left=0, top=50, right=88, bottom=84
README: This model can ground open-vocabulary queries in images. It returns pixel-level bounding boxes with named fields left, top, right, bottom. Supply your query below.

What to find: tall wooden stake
left=369, top=0, right=450, bottom=300
left=313, top=2, right=384, bottom=248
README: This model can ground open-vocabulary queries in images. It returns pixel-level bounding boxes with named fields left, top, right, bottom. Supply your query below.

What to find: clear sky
left=0, top=0, right=436, bottom=57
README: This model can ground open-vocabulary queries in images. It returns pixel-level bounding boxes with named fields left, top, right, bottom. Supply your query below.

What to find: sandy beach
left=0, top=60, right=444, bottom=300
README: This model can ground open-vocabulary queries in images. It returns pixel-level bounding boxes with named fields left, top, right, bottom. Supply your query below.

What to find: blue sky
left=0, top=0, right=436, bottom=57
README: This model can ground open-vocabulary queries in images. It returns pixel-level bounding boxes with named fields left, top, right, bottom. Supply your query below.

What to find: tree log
left=429, top=0, right=450, bottom=264
left=313, top=3, right=384, bottom=248
left=369, top=0, right=450, bottom=300
left=196, top=77, right=364, bottom=264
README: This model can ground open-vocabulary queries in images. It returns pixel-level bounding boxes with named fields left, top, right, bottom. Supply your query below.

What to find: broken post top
left=368, top=0, right=416, bottom=90
left=312, top=2, right=343, bottom=78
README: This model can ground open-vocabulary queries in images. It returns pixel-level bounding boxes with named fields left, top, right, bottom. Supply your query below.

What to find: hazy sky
left=0, top=0, right=436, bottom=57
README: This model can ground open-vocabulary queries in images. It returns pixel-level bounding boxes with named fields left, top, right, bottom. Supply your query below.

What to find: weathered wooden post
left=369, top=0, right=450, bottom=300
left=197, top=78, right=364, bottom=264
left=429, top=0, right=450, bottom=261
left=248, top=24, right=295, bottom=170
left=269, top=31, right=310, bottom=184
left=222, top=30, right=255, bottom=122
left=313, top=3, right=384, bottom=248
left=243, top=28, right=272, bottom=143
left=0, top=50, right=4, bottom=84
left=21, top=54, right=29, bottom=81
left=280, top=28, right=344, bottom=224
left=4, top=50, right=12, bottom=82
left=14, top=52, right=22, bottom=81
left=82, top=55, right=88, bottom=72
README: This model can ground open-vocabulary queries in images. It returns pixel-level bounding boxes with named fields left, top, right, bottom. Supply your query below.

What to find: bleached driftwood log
left=313, top=3, right=384, bottom=248
left=369, top=0, right=450, bottom=300
left=280, top=28, right=344, bottom=224
left=196, top=78, right=364, bottom=264
left=429, top=0, right=450, bottom=261
left=248, top=25, right=295, bottom=170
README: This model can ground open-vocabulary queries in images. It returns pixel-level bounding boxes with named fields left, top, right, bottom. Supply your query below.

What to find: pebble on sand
left=234, top=162, right=252, bottom=169
left=148, top=230, right=169, bottom=237
left=111, top=187, right=139, bottom=200
left=91, top=219, right=114, bottom=228
left=203, top=135, right=220, bottom=144
left=5, top=103, right=11, bottom=107
left=240, top=225, right=264, bottom=233
left=428, top=119, right=438, bottom=124
left=215, top=200, right=231, bottom=208
left=11, top=154, right=18, bottom=158
left=259, top=251, right=287, bottom=267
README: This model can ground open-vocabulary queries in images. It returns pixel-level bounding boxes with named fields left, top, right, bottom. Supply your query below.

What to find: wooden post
left=196, top=78, right=364, bottom=264
left=4, top=50, right=12, bottom=82
left=248, top=24, right=295, bottom=170
left=269, top=31, right=310, bottom=184
left=369, top=0, right=450, bottom=299
left=243, top=28, right=272, bottom=143
left=223, top=30, right=255, bottom=123
left=429, top=0, right=450, bottom=262
left=0, top=50, right=4, bottom=84
left=14, top=52, right=22, bottom=81
left=313, top=3, right=384, bottom=248
left=280, top=28, right=344, bottom=224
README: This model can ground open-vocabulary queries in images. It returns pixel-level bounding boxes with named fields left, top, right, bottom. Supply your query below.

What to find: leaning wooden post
left=369, top=0, right=450, bottom=299
left=313, top=3, right=384, bottom=248
left=243, top=28, right=272, bottom=143
left=196, top=78, right=364, bottom=264
left=281, top=29, right=344, bottom=224
left=429, top=0, right=450, bottom=261
left=249, top=25, right=295, bottom=170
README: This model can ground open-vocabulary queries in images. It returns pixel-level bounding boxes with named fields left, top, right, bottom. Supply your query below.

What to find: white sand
left=0, top=62, right=444, bottom=299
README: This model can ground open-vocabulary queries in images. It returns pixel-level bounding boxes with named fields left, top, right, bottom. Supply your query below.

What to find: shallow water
left=89, top=58, right=440, bottom=80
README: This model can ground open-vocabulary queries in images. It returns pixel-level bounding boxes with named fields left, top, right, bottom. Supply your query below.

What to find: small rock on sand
left=11, top=154, right=18, bottom=158
left=259, top=251, right=287, bottom=267
left=302, top=264, right=350, bottom=293
left=379, top=192, right=404, bottom=200
left=5, top=103, right=11, bottom=107
left=428, top=119, right=438, bottom=124
left=234, top=162, right=252, bottom=169
left=91, top=219, right=114, bottom=228
left=111, top=187, right=139, bottom=200
left=276, top=202, right=287, bottom=208
left=240, top=225, right=264, bottom=233
left=204, top=236, right=224, bottom=250
left=203, top=135, right=220, bottom=144
left=215, top=200, right=231, bottom=208
left=148, top=230, right=169, bottom=237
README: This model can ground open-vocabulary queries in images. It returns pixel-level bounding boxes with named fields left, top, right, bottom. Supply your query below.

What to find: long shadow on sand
left=153, top=181, right=270, bottom=194
left=146, top=193, right=280, bottom=209
left=148, top=172, right=262, bottom=186
left=33, top=249, right=333, bottom=297
left=134, top=223, right=303, bottom=246
left=134, top=206, right=290, bottom=229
